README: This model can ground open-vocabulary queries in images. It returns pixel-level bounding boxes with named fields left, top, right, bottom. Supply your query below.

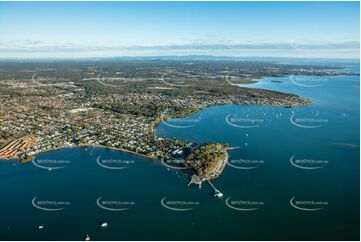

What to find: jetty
left=206, top=179, right=223, bottom=198
left=187, top=175, right=223, bottom=198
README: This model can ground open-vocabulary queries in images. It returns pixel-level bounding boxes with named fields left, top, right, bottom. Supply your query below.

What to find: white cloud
left=0, top=40, right=359, bottom=59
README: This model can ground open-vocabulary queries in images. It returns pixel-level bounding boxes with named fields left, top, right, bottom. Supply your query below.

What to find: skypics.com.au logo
left=96, top=197, right=135, bottom=211
left=32, top=158, right=71, bottom=170
left=290, top=111, right=328, bottom=129
left=289, top=75, right=326, bottom=88
left=290, top=155, right=328, bottom=170
left=227, top=158, right=264, bottom=170
left=225, top=197, right=264, bottom=211
left=290, top=197, right=328, bottom=211
left=225, top=114, right=264, bottom=129
left=161, top=117, right=201, bottom=129
left=160, top=197, right=200, bottom=211
left=161, top=73, right=192, bottom=88
left=32, top=197, right=70, bottom=211
left=96, top=156, right=135, bottom=170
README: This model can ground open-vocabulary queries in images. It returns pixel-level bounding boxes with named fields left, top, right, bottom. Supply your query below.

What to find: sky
left=0, top=1, right=359, bottom=59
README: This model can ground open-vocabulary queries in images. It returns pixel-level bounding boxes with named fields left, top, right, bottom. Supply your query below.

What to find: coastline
left=0, top=99, right=312, bottom=165
left=234, top=71, right=360, bottom=86
left=0, top=144, right=159, bottom=162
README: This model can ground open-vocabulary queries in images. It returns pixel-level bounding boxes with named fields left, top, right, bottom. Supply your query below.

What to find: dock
left=206, top=179, right=223, bottom=198
left=187, top=176, right=223, bottom=198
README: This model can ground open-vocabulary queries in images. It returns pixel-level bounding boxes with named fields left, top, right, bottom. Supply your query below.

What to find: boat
left=214, top=190, right=223, bottom=198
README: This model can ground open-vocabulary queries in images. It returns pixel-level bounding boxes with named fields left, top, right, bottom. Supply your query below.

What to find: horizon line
left=0, top=55, right=359, bottom=62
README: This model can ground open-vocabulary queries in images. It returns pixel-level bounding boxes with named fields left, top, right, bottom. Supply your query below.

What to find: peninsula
left=0, top=60, right=356, bottom=178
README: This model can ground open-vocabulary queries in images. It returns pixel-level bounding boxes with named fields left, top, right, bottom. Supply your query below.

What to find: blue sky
left=0, top=2, right=359, bottom=58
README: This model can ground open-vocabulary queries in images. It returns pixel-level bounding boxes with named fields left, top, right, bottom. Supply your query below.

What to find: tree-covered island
left=184, top=144, right=228, bottom=180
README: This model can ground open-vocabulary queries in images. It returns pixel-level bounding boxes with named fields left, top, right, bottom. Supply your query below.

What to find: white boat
left=214, top=190, right=223, bottom=198
left=100, top=222, right=108, bottom=228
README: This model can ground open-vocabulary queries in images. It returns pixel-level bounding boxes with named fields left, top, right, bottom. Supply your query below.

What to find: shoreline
left=231, top=72, right=360, bottom=91
left=1, top=98, right=312, bottom=165
left=0, top=99, right=313, bottom=163
left=0, top=144, right=159, bottom=162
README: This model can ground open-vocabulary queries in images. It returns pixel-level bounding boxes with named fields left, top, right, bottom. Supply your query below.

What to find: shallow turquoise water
left=0, top=62, right=359, bottom=240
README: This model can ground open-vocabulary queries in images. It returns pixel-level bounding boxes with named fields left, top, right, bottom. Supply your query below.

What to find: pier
left=206, top=179, right=223, bottom=198
left=187, top=175, right=224, bottom=198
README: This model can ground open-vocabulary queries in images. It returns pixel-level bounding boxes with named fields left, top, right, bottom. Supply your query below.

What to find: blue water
left=276, top=60, right=360, bottom=73
left=156, top=62, right=360, bottom=240
left=0, top=61, right=359, bottom=240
